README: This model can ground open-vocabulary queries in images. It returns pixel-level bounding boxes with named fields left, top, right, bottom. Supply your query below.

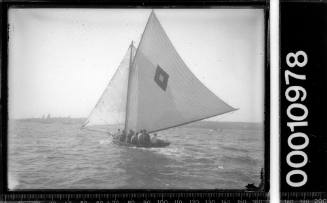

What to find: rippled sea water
left=8, top=119, right=264, bottom=190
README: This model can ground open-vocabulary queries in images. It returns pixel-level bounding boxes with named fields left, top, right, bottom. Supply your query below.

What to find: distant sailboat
left=82, top=11, right=236, bottom=148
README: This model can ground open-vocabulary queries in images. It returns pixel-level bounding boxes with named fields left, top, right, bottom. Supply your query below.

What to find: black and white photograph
left=7, top=8, right=266, bottom=190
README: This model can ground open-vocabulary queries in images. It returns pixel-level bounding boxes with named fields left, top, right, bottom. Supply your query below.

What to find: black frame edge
left=0, top=0, right=270, bottom=200
left=0, top=0, right=9, bottom=196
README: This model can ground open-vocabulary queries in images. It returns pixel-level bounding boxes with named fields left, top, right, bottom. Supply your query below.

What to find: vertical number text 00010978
left=284, top=50, right=309, bottom=188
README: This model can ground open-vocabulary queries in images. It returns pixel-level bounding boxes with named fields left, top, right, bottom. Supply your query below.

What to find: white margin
left=270, top=0, right=280, bottom=202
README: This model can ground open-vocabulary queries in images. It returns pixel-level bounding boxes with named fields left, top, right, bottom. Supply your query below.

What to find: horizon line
left=9, top=117, right=264, bottom=124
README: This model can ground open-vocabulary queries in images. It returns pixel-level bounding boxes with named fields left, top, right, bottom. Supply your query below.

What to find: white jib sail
left=125, top=11, right=236, bottom=133
left=83, top=43, right=136, bottom=129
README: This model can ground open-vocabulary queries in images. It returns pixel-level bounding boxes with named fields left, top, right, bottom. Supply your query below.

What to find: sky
left=8, top=8, right=265, bottom=123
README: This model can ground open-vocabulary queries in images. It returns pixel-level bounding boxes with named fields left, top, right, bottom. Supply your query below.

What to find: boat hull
left=112, top=137, right=170, bottom=148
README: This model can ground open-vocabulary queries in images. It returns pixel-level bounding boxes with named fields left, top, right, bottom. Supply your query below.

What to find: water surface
left=8, top=119, right=264, bottom=189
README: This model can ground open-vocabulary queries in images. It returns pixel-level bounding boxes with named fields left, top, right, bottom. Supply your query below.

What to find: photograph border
left=0, top=0, right=270, bottom=200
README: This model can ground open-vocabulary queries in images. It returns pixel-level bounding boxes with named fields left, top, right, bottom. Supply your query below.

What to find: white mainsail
left=125, top=11, right=236, bottom=133
left=83, top=43, right=136, bottom=128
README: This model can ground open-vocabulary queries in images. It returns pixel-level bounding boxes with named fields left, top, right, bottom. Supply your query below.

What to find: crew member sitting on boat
left=127, top=130, right=134, bottom=143
left=119, top=130, right=126, bottom=142
left=130, top=132, right=138, bottom=145
left=115, top=129, right=121, bottom=138
left=138, top=129, right=151, bottom=146
left=116, top=128, right=158, bottom=146
left=150, top=133, right=159, bottom=144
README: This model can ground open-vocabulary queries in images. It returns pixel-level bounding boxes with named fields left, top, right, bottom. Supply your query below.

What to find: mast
left=124, top=40, right=135, bottom=133
left=124, top=11, right=154, bottom=133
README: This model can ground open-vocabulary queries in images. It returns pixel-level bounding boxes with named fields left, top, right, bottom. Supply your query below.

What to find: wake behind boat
left=81, top=11, right=237, bottom=148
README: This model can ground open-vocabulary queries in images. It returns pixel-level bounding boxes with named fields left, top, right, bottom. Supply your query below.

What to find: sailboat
left=82, top=11, right=237, bottom=148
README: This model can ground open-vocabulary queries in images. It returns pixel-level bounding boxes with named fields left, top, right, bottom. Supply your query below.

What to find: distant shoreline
left=10, top=118, right=264, bottom=130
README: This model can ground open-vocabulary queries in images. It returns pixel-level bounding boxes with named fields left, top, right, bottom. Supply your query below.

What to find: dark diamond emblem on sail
left=154, top=65, right=169, bottom=91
